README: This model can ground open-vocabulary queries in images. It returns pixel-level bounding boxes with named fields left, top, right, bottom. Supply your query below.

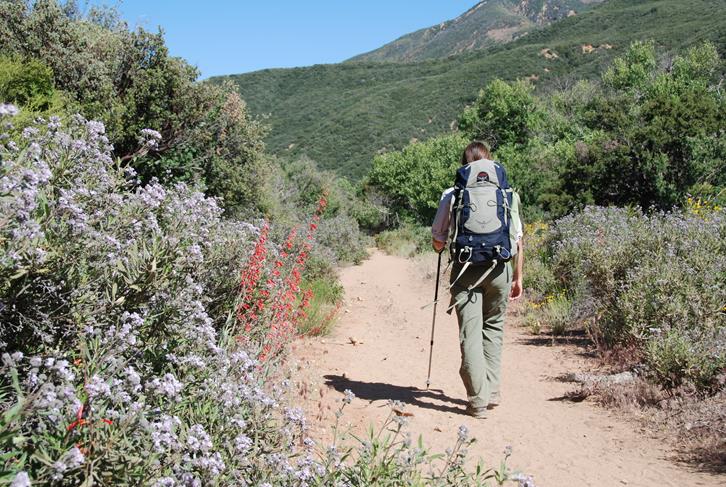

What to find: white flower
left=85, top=375, right=110, bottom=399
left=234, top=434, right=253, bottom=454
left=457, top=424, right=469, bottom=442
left=192, top=452, right=225, bottom=476
left=139, top=128, right=162, bottom=149
left=343, top=389, right=355, bottom=404
left=186, top=424, right=212, bottom=453
left=22, top=127, right=39, bottom=139
left=10, top=471, right=31, bottom=487
left=51, top=447, right=85, bottom=480
left=86, top=120, right=105, bottom=135
left=148, top=373, right=183, bottom=401
left=150, top=415, right=181, bottom=453
left=285, top=407, right=305, bottom=426
left=0, top=103, right=19, bottom=116
left=65, top=447, right=85, bottom=468
left=512, top=473, right=537, bottom=487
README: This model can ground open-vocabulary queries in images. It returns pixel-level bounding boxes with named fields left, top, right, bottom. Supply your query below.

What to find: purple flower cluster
left=51, top=447, right=85, bottom=481
left=139, top=128, right=162, bottom=150
left=10, top=471, right=30, bottom=487
left=0, top=115, right=322, bottom=485
left=545, top=206, right=725, bottom=390
left=0, top=103, right=19, bottom=116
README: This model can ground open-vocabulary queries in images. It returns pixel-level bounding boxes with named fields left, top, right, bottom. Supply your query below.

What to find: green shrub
left=543, top=294, right=573, bottom=336
left=541, top=206, right=725, bottom=393
left=523, top=293, right=573, bottom=337
left=521, top=222, right=557, bottom=300
left=368, top=133, right=467, bottom=224
left=494, top=138, right=574, bottom=218
left=562, top=42, right=724, bottom=211
left=0, top=56, right=54, bottom=110
left=267, top=157, right=371, bottom=267
left=373, top=41, right=725, bottom=220
left=523, top=310, right=542, bottom=336
left=459, top=79, right=543, bottom=150
left=341, top=178, right=388, bottom=233
left=375, top=224, right=432, bottom=258
left=0, top=55, right=75, bottom=129
left=297, top=277, right=344, bottom=336
left=644, top=326, right=725, bottom=394
left=602, top=40, right=657, bottom=91
left=0, top=1, right=269, bottom=214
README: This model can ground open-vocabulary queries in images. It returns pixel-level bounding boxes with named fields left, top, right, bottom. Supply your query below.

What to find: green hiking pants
left=449, top=260, right=512, bottom=409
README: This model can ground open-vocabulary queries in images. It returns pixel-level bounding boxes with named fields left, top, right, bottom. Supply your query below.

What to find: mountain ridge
left=347, top=0, right=605, bottom=63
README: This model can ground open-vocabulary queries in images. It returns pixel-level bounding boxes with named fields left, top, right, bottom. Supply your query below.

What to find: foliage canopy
left=369, top=41, right=725, bottom=222
left=0, top=0, right=268, bottom=214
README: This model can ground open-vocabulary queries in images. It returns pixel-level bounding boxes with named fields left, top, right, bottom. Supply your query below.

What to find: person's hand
left=509, top=278, right=523, bottom=301
left=432, top=238, right=446, bottom=254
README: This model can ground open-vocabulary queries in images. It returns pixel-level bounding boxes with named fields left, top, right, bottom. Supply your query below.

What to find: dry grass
left=574, top=377, right=726, bottom=473
left=411, top=252, right=440, bottom=281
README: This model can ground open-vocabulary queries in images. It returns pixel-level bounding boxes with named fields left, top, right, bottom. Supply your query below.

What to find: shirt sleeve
left=431, top=188, right=454, bottom=243
left=510, top=191, right=524, bottom=242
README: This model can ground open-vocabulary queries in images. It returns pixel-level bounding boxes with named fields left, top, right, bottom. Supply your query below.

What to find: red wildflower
left=235, top=194, right=328, bottom=362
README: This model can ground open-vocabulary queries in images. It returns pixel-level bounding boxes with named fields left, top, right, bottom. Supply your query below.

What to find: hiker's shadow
left=324, top=374, right=468, bottom=416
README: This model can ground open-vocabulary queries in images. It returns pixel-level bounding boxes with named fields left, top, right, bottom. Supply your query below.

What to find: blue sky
left=93, top=1, right=476, bottom=78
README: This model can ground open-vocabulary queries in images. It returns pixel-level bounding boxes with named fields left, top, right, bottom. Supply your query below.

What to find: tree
left=367, top=134, right=467, bottom=224
left=458, top=79, right=542, bottom=150
left=0, top=0, right=269, bottom=214
left=576, top=42, right=725, bottom=209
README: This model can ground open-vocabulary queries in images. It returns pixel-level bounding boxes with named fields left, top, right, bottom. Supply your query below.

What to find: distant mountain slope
left=348, top=0, right=604, bottom=63
left=217, top=0, right=726, bottom=179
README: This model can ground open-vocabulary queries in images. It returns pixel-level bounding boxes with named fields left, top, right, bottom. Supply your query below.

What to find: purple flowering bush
left=0, top=110, right=318, bottom=485
left=534, top=206, right=726, bottom=393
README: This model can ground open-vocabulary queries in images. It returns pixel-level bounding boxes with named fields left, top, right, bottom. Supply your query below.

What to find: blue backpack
left=449, top=159, right=517, bottom=266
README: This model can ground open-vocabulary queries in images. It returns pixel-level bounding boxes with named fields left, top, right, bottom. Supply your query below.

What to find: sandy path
left=291, top=250, right=722, bottom=487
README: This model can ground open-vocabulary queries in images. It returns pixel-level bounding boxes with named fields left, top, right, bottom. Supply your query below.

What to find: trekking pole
left=425, top=250, right=443, bottom=390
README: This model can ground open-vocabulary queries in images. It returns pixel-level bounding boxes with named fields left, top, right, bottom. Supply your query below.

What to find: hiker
left=431, top=141, right=524, bottom=418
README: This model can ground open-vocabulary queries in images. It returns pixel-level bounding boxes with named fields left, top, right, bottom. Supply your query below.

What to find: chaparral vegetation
left=2, top=0, right=725, bottom=484
left=0, top=112, right=518, bottom=486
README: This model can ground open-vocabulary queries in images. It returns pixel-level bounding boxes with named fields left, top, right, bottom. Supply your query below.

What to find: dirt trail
left=292, top=251, right=722, bottom=487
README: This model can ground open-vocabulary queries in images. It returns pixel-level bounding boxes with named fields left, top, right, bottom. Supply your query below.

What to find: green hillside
left=348, top=0, right=603, bottom=63
left=218, top=0, right=726, bottom=179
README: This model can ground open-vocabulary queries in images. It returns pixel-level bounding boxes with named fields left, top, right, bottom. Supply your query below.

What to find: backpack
left=449, top=159, right=517, bottom=266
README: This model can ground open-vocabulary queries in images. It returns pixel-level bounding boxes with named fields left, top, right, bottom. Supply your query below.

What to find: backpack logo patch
left=476, top=171, right=489, bottom=183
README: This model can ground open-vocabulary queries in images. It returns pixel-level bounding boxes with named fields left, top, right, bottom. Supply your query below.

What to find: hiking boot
left=465, top=404, right=487, bottom=419
left=487, top=392, right=501, bottom=410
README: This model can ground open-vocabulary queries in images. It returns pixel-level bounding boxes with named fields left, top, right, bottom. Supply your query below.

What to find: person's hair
left=461, top=141, right=492, bottom=165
